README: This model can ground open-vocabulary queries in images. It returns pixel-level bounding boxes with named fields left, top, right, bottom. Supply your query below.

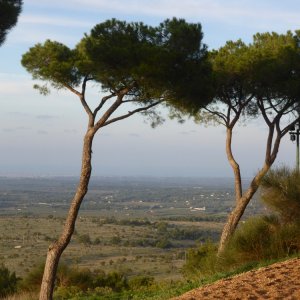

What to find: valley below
left=0, top=176, right=264, bottom=283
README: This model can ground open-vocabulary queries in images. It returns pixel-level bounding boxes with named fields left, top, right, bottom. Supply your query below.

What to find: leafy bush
left=67, top=268, right=94, bottom=290
left=22, top=263, right=130, bottom=297
left=21, top=263, right=79, bottom=291
left=228, top=216, right=274, bottom=261
left=56, top=266, right=128, bottom=292
left=100, top=271, right=128, bottom=292
left=77, top=234, right=92, bottom=245
left=55, top=285, right=82, bottom=300
left=128, top=275, right=154, bottom=290
left=183, top=215, right=300, bottom=280
left=261, top=166, right=300, bottom=223
left=224, top=215, right=300, bottom=264
left=0, top=265, right=19, bottom=297
left=155, top=222, right=168, bottom=233
left=155, top=238, right=172, bottom=249
left=182, top=241, right=218, bottom=279
left=274, top=223, right=300, bottom=256
left=110, top=235, right=121, bottom=245
left=21, top=263, right=44, bottom=291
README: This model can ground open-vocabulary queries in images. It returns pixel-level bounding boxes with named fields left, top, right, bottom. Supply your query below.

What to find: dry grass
left=3, top=291, right=38, bottom=300
left=0, top=216, right=217, bottom=281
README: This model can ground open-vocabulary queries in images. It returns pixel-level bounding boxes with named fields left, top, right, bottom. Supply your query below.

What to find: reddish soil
left=172, top=258, right=300, bottom=300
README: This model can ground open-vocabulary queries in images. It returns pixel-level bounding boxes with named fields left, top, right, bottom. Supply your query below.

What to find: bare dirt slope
left=172, top=258, right=300, bottom=300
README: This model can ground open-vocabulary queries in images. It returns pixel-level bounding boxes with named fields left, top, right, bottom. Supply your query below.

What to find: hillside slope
left=172, top=258, right=300, bottom=299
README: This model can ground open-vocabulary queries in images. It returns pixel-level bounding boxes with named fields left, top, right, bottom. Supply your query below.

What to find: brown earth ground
left=172, top=257, right=300, bottom=300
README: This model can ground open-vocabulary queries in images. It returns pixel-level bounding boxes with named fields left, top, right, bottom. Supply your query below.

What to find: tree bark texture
left=39, top=130, right=94, bottom=300
left=218, top=164, right=271, bottom=255
left=225, top=128, right=242, bottom=202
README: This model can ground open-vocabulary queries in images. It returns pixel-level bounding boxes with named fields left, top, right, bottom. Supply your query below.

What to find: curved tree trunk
left=225, top=128, right=242, bottom=202
left=39, top=129, right=94, bottom=300
left=217, top=164, right=270, bottom=255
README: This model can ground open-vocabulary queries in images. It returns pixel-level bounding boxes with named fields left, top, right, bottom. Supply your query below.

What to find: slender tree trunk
left=217, top=164, right=270, bottom=255
left=225, top=128, right=242, bottom=202
left=39, top=129, right=95, bottom=300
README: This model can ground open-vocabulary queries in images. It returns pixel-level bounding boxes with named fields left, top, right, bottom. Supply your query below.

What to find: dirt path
left=172, top=258, right=300, bottom=300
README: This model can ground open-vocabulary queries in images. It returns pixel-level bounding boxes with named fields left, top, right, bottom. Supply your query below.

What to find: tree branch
left=267, top=96, right=280, bottom=114
left=64, top=84, right=81, bottom=97
left=93, top=96, right=123, bottom=132
left=283, top=107, right=297, bottom=115
left=93, top=93, right=116, bottom=117
left=93, top=85, right=134, bottom=131
left=64, top=81, right=93, bottom=121
left=122, top=99, right=143, bottom=103
left=102, top=100, right=163, bottom=127
left=229, top=94, right=253, bottom=128
left=257, top=98, right=271, bottom=126
left=204, top=107, right=227, bottom=125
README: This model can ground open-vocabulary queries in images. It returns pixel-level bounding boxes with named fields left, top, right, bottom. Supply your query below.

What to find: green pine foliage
left=22, top=18, right=213, bottom=115
left=0, top=0, right=23, bottom=46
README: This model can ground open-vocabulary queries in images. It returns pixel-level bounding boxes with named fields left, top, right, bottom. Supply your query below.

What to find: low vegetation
left=182, top=167, right=300, bottom=283
left=0, top=265, right=19, bottom=298
left=2, top=168, right=300, bottom=299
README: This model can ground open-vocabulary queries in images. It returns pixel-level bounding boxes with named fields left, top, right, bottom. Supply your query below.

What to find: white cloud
left=27, top=0, right=300, bottom=29
left=19, top=15, right=93, bottom=28
left=6, top=0, right=298, bottom=48
left=6, top=25, right=80, bottom=45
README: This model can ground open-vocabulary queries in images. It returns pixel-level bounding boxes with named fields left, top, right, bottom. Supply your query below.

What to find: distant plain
left=0, top=177, right=263, bottom=280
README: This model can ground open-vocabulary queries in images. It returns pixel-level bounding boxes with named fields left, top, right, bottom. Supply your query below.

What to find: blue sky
left=0, top=0, right=300, bottom=177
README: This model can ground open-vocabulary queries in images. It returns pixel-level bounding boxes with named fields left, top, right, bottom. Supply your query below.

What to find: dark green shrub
left=129, top=275, right=154, bottom=290
left=110, top=235, right=121, bottom=245
left=67, top=268, right=93, bottom=290
left=78, top=233, right=91, bottom=245
left=102, top=271, right=128, bottom=292
left=225, top=215, right=300, bottom=264
left=54, top=285, right=82, bottom=300
left=21, top=263, right=44, bottom=291
left=181, top=168, right=300, bottom=283
left=21, top=263, right=92, bottom=291
left=93, top=237, right=101, bottom=245
left=261, top=167, right=300, bottom=223
left=155, top=238, right=172, bottom=249
left=182, top=241, right=218, bottom=279
left=91, top=270, right=128, bottom=292
left=228, top=216, right=274, bottom=261
left=276, top=223, right=300, bottom=255
left=0, top=265, right=19, bottom=297
left=155, top=222, right=168, bottom=233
